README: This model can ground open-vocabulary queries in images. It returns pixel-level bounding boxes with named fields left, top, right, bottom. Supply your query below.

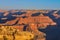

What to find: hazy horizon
left=0, top=0, right=60, bottom=10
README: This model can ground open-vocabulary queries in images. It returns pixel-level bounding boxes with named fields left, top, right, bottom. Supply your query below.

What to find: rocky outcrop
left=0, top=10, right=58, bottom=40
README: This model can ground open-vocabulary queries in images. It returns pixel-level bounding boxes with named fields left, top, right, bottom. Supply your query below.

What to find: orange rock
left=4, top=11, right=9, bottom=16
left=5, top=18, right=19, bottom=25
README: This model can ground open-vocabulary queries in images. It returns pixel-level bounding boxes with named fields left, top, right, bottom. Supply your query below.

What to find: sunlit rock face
left=0, top=9, right=59, bottom=40
left=0, top=10, right=57, bottom=32
left=0, top=25, right=34, bottom=40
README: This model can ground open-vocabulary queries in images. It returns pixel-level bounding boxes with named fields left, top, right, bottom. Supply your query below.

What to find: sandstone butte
left=0, top=10, right=57, bottom=40
left=0, top=10, right=56, bottom=37
left=0, top=10, right=57, bottom=30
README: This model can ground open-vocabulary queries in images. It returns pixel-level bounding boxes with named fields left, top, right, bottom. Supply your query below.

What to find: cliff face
left=0, top=10, right=57, bottom=32
left=0, top=10, right=58, bottom=40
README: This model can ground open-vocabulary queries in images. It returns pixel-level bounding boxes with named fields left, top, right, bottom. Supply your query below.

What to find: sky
left=0, top=0, right=60, bottom=10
